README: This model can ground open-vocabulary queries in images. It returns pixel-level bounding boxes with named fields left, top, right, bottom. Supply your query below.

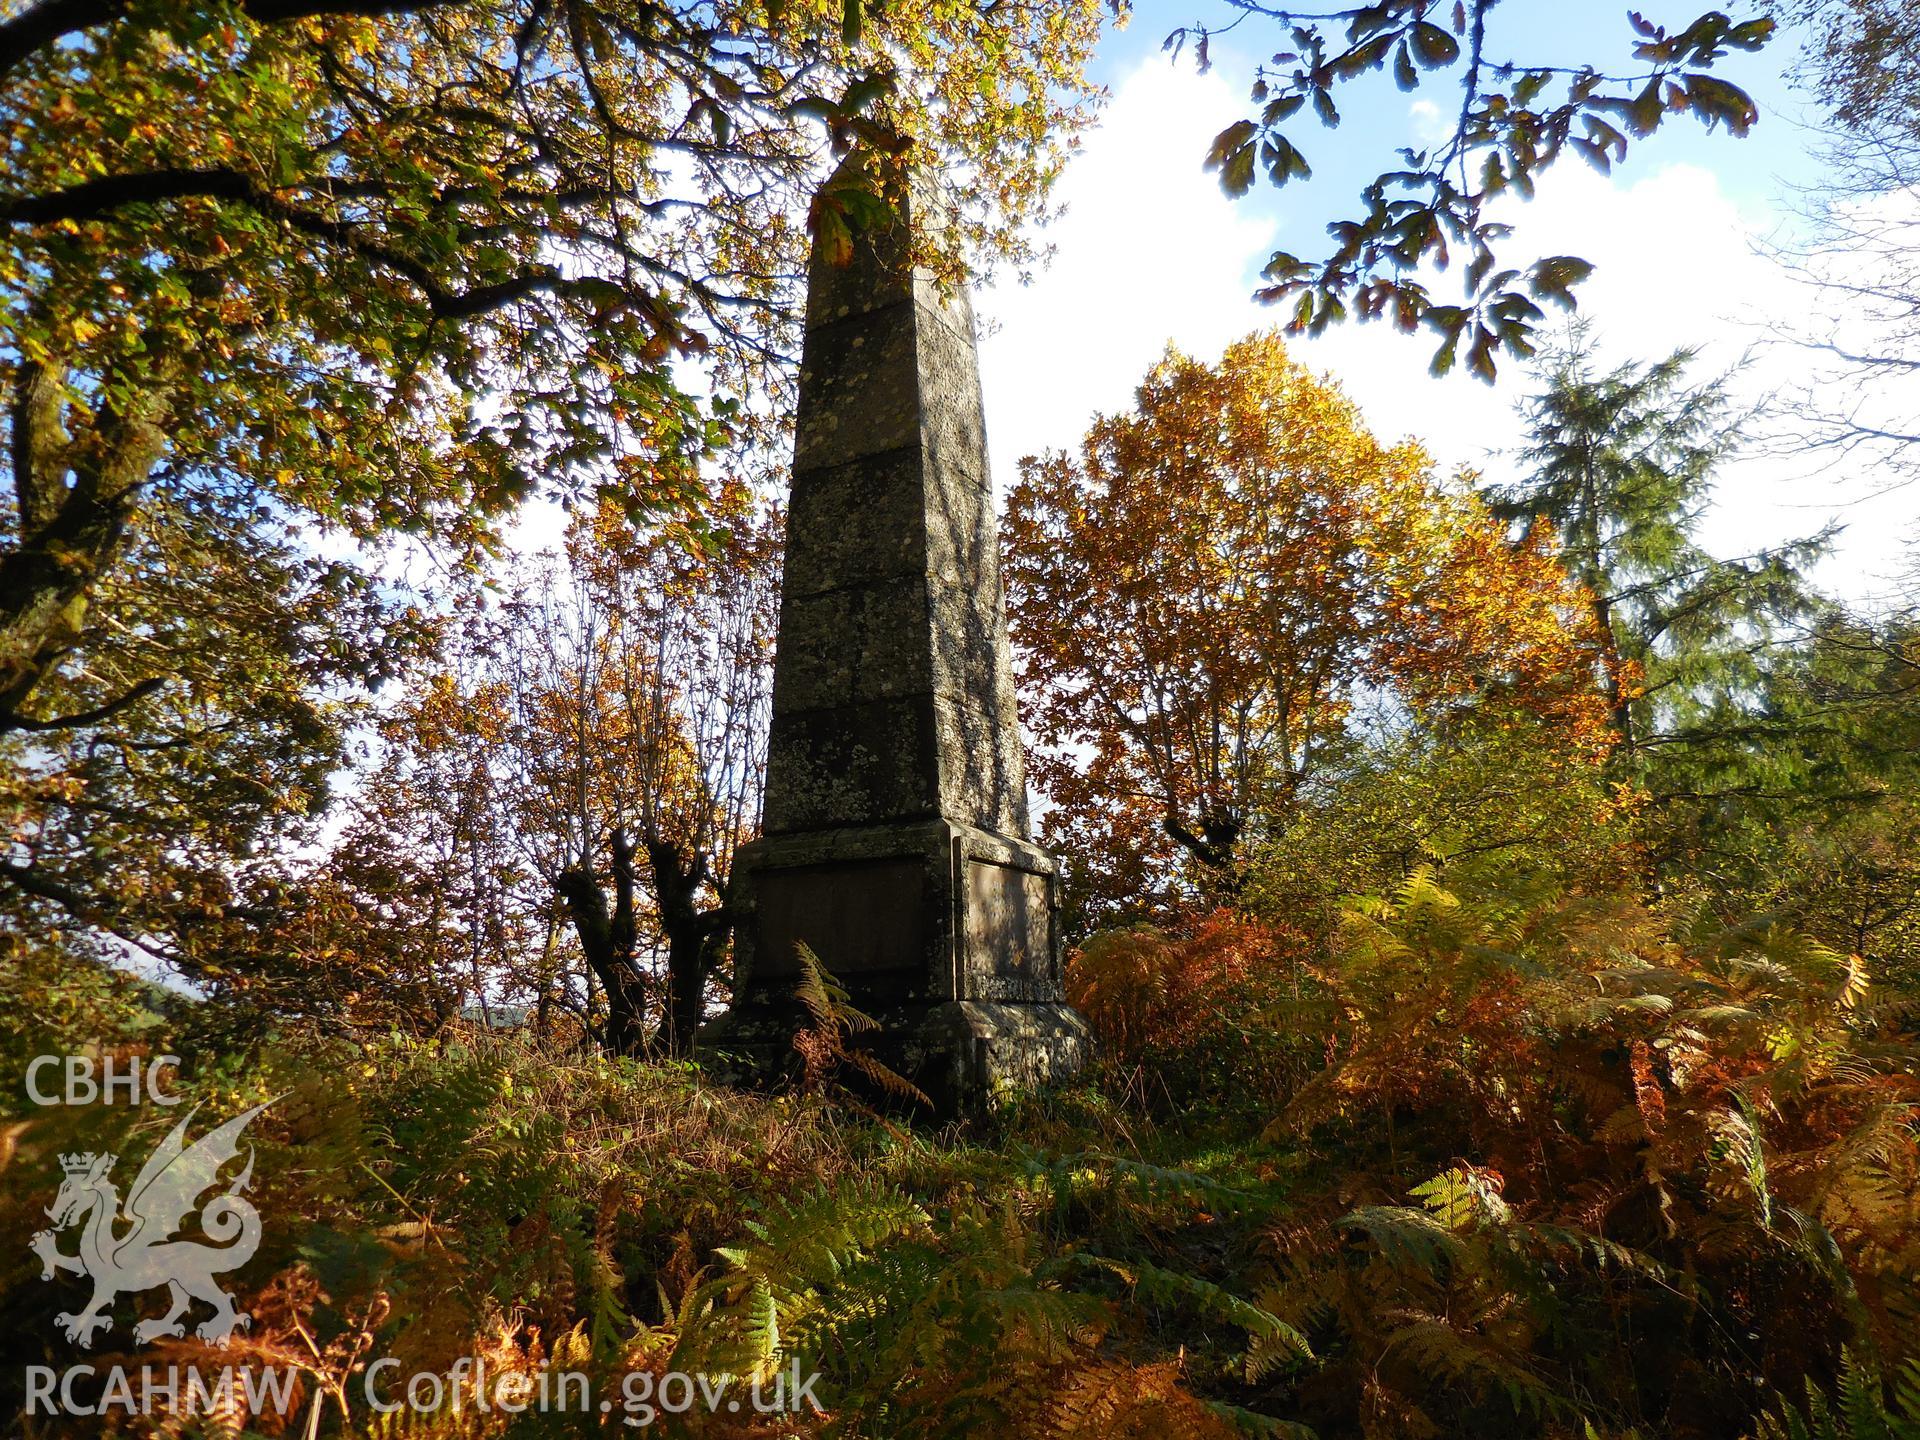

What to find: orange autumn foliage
left=1067, top=913, right=1305, bottom=1075
left=1252, top=870, right=1920, bottom=1436
left=1004, top=331, right=1610, bottom=914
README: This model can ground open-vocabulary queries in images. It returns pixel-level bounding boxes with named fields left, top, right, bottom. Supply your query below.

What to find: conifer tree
left=1490, top=327, right=1828, bottom=789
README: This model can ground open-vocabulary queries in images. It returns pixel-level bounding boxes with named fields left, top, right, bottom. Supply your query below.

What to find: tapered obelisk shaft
left=700, top=158, right=1088, bottom=1114
left=762, top=167, right=1029, bottom=840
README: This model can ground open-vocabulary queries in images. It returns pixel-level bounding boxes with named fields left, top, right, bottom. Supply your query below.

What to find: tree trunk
left=0, top=352, right=174, bottom=727
left=534, top=915, right=559, bottom=1034
left=555, top=831, right=648, bottom=1055
left=643, top=834, right=726, bottom=1057
left=1592, top=593, right=1635, bottom=756
left=661, top=915, right=706, bottom=1056
left=1164, top=809, right=1243, bottom=901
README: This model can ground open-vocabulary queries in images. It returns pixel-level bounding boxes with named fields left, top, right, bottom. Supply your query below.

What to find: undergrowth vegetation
left=7, top=862, right=1916, bottom=1439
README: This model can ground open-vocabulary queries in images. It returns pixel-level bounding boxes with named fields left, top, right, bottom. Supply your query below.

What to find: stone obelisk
left=699, top=159, right=1089, bottom=1113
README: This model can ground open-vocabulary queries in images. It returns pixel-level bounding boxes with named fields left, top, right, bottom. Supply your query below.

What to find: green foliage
left=5, top=834, right=1917, bottom=1440
left=684, top=1180, right=932, bottom=1382
left=1184, top=3, right=1775, bottom=376
left=1754, top=1350, right=1920, bottom=1440
left=1493, top=327, right=1827, bottom=762
left=1489, top=327, right=1844, bottom=894
left=1, top=484, right=435, bottom=995
left=1729, top=612, right=1920, bottom=978
left=3, top=11, right=1916, bottom=1420
left=1243, top=701, right=1637, bottom=946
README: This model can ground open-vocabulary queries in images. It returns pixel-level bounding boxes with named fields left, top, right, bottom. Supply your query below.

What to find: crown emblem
left=58, top=1153, right=100, bottom=1175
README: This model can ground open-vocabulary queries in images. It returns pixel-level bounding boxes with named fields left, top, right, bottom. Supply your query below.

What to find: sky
left=974, top=1, right=1920, bottom=609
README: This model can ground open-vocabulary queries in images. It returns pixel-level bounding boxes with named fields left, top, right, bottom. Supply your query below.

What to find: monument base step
left=698, top=999, right=1091, bottom=1118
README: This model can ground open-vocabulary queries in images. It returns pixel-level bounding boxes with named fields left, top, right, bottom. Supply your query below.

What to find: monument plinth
left=699, top=161, right=1089, bottom=1113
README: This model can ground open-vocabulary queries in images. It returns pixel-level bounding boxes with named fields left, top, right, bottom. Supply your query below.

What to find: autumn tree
left=1794, top=0, right=1920, bottom=140
left=0, top=0, right=1105, bottom=954
left=1004, top=330, right=1606, bottom=923
left=0, top=483, right=435, bottom=991
left=534, top=488, right=779, bottom=1054
left=166, top=810, right=482, bottom=1049
left=360, top=481, right=780, bottom=1055
left=344, top=662, right=537, bottom=1030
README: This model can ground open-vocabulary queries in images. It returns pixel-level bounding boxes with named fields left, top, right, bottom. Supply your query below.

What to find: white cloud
left=979, top=68, right=1919, bottom=606
left=1408, top=99, right=1450, bottom=148
left=976, top=59, right=1275, bottom=486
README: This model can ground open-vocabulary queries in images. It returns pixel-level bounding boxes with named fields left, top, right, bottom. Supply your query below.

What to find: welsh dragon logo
left=30, top=1102, right=270, bottom=1348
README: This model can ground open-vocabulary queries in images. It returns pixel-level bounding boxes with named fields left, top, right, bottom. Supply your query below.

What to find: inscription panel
left=755, top=858, right=927, bottom=979
left=965, top=860, right=1052, bottom=980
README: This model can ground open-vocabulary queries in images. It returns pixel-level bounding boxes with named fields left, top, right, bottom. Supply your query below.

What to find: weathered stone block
left=703, top=818, right=1088, bottom=1112
left=754, top=857, right=927, bottom=979
left=900, top=1001, right=1093, bottom=1114
left=770, top=578, right=935, bottom=714
left=929, top=691, right=1027, bottom=837
left=911, top=299, right=991, bottom=478
left=967, top=859, right=1051, bottom=986
left=802, top=172, right=976, bottom=345
left=783, top=448, right=929, bottom=597
left=761, top=697, right=941, bottom=834
left=923, top=461, right=994, bottom=589
left=792, top=303, right=923, bottom=473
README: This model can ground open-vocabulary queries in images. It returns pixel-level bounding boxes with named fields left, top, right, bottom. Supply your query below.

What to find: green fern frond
left=686, top=1181, right=930, bottom=1382
left=1753, top=1349, right=1920, bottom=1440
left=1383, top=1317, right=1568, bottom=1421
left=724, top=1182, right=929, bottom=1292
left=972, top=1285, right=1110, bottom=1362
left=1840, top=1350, right=1897, bottom=1440
left=1411, top=1166, right=1511, bottom=1231
left=1069, top=1253, right=1313, bottom=1371
left=586, top=1242, right=631, bottom=1356
left=1337, top=1204, right=1469, bottom=1273
left=1024, top=1151, right=1263, bottom=1223
left=1513, top=1221, right=1677, bottom=1287
left=1204, top=1399, right=1319, bottom=1438
left=738, top=1276, right=781, bottom=1379
left=1896, top=1360, right=1920, bottom=1428
left=1707, top=1095, right=1773, bottom=1228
